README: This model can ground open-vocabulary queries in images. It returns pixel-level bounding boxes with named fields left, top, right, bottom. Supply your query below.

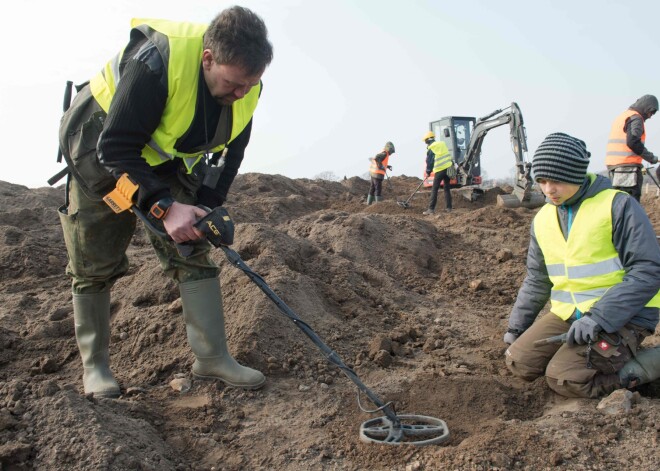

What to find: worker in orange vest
left=605, top=95, right=658, bottom=201
left=366, top=141, right=395, bottom=205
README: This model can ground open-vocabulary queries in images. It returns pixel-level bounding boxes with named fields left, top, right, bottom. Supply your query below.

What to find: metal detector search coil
left=360, top=415, right=450, bottom=446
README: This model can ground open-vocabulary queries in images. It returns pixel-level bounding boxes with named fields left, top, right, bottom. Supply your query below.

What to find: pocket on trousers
left=65, top=111, right=115, bottom=200
left=58, top=204, right=84, bottom=275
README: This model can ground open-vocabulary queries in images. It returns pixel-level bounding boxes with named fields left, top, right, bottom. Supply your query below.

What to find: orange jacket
left=605, top=109, right=645, bottom=166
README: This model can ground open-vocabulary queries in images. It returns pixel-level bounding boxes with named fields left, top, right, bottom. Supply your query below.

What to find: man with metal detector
left=422, top=131, right=454, bottom=215
left=605, top=94, right=659, bottom=202
left=503, top=132, right=660, bottom=398
left=366, top=141, right=395, bottom=205
left=55, top=7, right=273, bottom=398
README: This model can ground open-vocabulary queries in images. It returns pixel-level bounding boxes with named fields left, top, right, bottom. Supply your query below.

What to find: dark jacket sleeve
left=196, top=119, right=252, bottom=208
left=373, top=151, right=387, bottom=168
left=425, top=149, right=434, bottom=174
left=507, top=222, right=553, bottom=333
left=587, top=193, right=660, bottom=332
left=97, top=59, right=170, bottom=210
left=625, top=115, right=656, bottom=163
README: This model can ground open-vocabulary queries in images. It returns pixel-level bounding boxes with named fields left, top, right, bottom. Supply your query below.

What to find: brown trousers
left=505, top=313, right=648, bottom=398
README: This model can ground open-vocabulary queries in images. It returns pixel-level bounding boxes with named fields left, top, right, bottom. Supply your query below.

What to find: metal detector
left=397, top=180, right=425, bottom=209
left=121, top=198, right=450, bottom=446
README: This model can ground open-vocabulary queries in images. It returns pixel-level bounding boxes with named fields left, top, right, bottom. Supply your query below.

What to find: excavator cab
left=423, top=116, right=479, bottom=188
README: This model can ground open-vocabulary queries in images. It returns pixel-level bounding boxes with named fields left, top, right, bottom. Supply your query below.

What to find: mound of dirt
left=1, top=176, right=659, bottom=470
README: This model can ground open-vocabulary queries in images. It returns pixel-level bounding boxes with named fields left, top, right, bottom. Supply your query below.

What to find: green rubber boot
left=180, top=278, right=265, bottom=389
left=375, top=196, right=382, bottom=203
left=73, top=291, right=120, bottom=398
left=618, top=346, right=660, bottom=388
left=366, top=195, right=374, bottom=205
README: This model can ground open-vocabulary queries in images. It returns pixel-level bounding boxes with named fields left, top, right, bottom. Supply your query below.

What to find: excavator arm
left=457, top=102, right=543, bottom=208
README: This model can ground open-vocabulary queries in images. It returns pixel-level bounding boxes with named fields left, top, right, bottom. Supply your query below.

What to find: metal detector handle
left=533, top=333, right=567, bottom=346
left=131, top=206, right=195, bottom=258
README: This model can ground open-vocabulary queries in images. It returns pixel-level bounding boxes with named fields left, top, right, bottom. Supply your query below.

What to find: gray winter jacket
left=508, top=174, right=660, bottom=334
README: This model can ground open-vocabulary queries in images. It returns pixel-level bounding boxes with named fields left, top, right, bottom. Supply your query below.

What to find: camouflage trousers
left=58, top=172, right=219, bottom=295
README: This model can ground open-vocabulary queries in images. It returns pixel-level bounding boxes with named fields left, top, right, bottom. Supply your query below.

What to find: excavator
left=423, top=102, right=545, bottom=208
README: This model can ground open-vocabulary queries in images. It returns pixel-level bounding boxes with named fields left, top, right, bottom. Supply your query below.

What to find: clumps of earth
left=1, top=175, right=659, bottom=470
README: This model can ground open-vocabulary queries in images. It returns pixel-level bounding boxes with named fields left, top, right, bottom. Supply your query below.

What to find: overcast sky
left=2, top=0, right=659, bottom=188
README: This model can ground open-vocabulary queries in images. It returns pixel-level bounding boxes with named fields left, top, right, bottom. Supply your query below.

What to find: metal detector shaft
left=220, top=245, right=401, bottom=427
left=384, top=171, right=395, bottom=193
left=646, top=166, right=660, bottom=190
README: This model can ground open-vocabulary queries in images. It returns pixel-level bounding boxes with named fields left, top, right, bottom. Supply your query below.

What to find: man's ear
left=202, top=50, right=214, bottom=70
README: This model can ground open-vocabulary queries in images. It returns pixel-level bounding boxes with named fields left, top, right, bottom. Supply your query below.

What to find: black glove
left=194, top=207, right=235, bottom=247
left=387, top=165, right=392, bottom=171
left=566, top=315, right=601, bottom=346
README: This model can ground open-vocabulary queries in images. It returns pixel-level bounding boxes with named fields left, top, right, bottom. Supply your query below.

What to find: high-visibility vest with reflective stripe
left=535, top=186, right=660, bottom=320
left=429, top=141, right=452, bottom=173
left=605, top=109, right=645, bottom=166
left=369, top=151, right=390, bottom=176
left=89, top=18, right=260, bottom=173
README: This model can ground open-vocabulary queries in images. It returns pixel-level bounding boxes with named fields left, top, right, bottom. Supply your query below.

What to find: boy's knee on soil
left=505, top=348, right=545, bottom=381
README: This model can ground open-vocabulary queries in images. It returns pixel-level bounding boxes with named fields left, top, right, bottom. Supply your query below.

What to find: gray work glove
left=503, top=328, right=521, bottom=345
left=566, top=315, right=601, bottom=346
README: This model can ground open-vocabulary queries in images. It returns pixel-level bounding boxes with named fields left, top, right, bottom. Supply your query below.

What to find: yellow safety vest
left=89, top=18, right=260, bottom=173
left=429, top=141, right=452, bottom=173
left=534, top=182, right=660, bottom=320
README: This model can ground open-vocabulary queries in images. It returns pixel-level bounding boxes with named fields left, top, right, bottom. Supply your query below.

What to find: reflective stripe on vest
left=605, top=109, right=645, bottom=166
left=370, top=151, right=390, bottom=176
left=429, top=141, right=452, bottom=172
left=89, top=18, right=260, bottom=173
left=535, top=184, right=660, bottom=320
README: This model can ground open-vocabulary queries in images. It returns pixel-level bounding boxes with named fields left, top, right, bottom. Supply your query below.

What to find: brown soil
left=1, top=175, right=659, bottom=470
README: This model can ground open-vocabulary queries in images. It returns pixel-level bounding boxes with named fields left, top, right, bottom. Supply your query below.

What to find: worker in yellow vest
left=605, top=94, right=658, bottom=201
left=367, top=141, right=395, bottom=204
left=56, top=7, right=273, bottom=398
left=422, top=131, right=454, bottom=215
left=504, top=133, right=660, bottom=398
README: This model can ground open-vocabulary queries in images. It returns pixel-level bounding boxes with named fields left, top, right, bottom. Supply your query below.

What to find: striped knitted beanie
left=531, top=132, right=590, bottom=185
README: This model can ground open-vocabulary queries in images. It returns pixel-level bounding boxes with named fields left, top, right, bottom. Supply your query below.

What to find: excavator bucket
left=496, top=192, right=545, bottom=209
left=496, top=175, right=545, bottom=209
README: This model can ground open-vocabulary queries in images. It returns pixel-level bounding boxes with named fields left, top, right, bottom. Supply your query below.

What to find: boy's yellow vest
left=535, top=185, right=660, bottom=320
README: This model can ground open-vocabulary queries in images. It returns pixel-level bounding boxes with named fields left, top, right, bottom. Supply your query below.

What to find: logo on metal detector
left=597, top=340, right=610, bottom=351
